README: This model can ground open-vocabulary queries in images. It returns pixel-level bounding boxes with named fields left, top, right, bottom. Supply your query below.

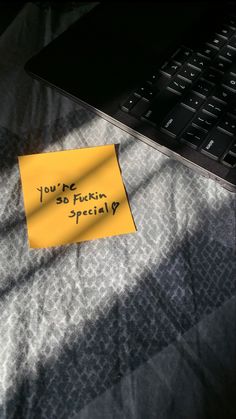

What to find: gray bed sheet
left=0, top=3, right=235, bottom=419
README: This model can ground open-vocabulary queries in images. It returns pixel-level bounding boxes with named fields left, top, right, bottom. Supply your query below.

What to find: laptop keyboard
left=120, top=16, right=236, bottom=168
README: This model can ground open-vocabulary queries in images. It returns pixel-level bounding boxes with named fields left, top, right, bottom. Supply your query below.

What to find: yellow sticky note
left=18, top=145, right=136, bottom=248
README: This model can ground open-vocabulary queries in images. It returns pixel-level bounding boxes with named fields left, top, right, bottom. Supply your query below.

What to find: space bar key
left=161, top=104, right=194, bottom=138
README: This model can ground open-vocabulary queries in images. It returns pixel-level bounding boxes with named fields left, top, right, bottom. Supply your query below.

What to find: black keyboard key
left=202, top=98, right=226, bottom=117
left=192, top=110, right=217, bottom=131
left=135, top=83, right=157, bottom=101
left=193, top=79, right=213, bottom=97
left=161, top=104, right=194, bottom=138
left=207, top=34, right=227, bottom=49
left=141, top=88, right=179, bottom=126
left=172, top=47, right=192, bottom=65
left=146, top=72, right=162, bottom=85
left=188, top=53, right=209, bottom=70
left=160, top=61, right=180, bottom=77
left=149, top=73, right=169, bottom=90
left=212, top=86, right=235, bottom=104
left=227, top=105, right=236, bottom=118
left=225, top=17, right=236, bottom=29
left=226, top=62, right=236, bottom=76
left=168, top=77, right=190, bottom=94
left=216, top=25, right=235, bottom=39
left=219, top=46, right=236, bottom=61
left=121, top=94, right=139, bottom=112
left=201, top=130, right=233, bottom=159
left=181, top=92, right=204, bottom=111
left=222, top=152, right=236, bottom=167
left=211, top=57, right=231, bottom=73
left=181, top=125, right=207, bottom=148
left=228, top=35, right=236, bottom=49
left=198, top=45, right=217, bottom=59
left=218, top=114, right=236, bottom=135
left=130, top=98, right=150, bottom=118
left=229, top=141, right=236, bottom=156
left=222, top=73, right=236, bottom=92
left=178, top=64, right=200, bottom=82
left=202, top=68, right=222, bottom=83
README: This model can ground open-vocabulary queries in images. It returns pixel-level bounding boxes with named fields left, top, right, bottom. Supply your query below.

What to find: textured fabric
left=0, top=3, right=235, bottom=419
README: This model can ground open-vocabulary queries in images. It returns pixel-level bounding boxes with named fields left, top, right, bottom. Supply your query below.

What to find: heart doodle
left=112, top=201, right=120, bottom=215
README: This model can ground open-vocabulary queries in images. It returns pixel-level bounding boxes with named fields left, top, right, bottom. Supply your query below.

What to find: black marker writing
left=73, top=192, right=107, bottom=205
left=37, top=186, right=43, bottom=203
left=62, top=183, right=76, bottom=192
left=112, top=202, right=119, bottom=215
left=37, top=182, right=77, bottom=203
left=68, top=202, right=109, bottom=224
left=56, top=196, right=69, bottom=204
left=36, top=185, right=58, bottom=203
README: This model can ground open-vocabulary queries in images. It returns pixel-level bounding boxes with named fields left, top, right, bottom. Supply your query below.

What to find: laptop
left=25, top=2, right=236, bottom=192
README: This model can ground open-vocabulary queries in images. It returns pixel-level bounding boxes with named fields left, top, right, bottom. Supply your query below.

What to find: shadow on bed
left=0, top=165, right=235, bottom=419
